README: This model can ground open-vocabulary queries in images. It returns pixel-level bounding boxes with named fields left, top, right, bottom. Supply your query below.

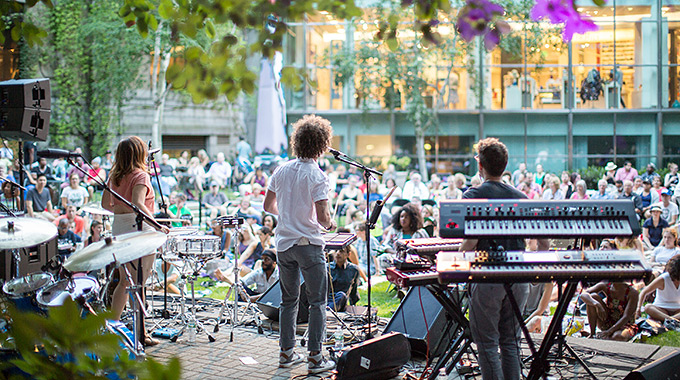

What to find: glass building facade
left=283, top=0, right=680, bottom=174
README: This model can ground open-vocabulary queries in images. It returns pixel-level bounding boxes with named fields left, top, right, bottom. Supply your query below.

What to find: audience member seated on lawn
left=238, top=249, right=279, bottom=302
left=353, top=222, right=380, bottom=278
left=61, top=173, right=89, bottom=209
left=54, top=205, right=86, bottom=238
left=651, top=228, right=680, bottom=268
left=187, top=156, right=206, bottom=196
left=379, top=203, right=428, bottom=272
left=236, top=197, right=260, bottom=224
left=203, top=181, right=230, bottom=219
left=26, top=173, right=56, bottom=221
left=238, top=226, right=274, bottom=270
left=207, top=152, right=232, bottom=189
left=56, top=218, right=81, bottom=258
left=328, top=246, right=360, bottom=312
left=637, top=255, right=680, bottom=325
left=581, top=281, right=639, bottom=341
left=615, top=235, right=644, bottom=254
left=169, top=193, right=193, bottom=228
left=85, top=156, right=107, bottom=198
left=653, top=188, right=678, bottom=225
left=336, top=176, right=362, bottom=222
left=210, top=220, right=232, bottom=259
left=642, top=205, right=669, bottom=250
left=262, top=214, right=277, bottom=234
left=153, top=258, right=181, bottom=295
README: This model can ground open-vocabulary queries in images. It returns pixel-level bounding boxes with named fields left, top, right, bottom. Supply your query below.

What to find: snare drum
left=2, top=273, right=54, bottom=313
left=164, top=227, right=200, bottom=254
left=36, top=275, right=100, bottom=314
left=173, top=235, right=220, bottom=258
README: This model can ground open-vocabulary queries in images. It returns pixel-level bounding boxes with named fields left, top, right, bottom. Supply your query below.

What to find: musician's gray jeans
left=469, top=283, right=529, bottom=380
left=278, top=243, right=327, bottom=353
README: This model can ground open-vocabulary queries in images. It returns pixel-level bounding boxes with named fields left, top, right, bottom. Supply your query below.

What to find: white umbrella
left=255, top=51, right=288, bottom=154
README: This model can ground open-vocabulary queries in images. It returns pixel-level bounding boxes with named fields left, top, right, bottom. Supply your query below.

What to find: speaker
left=0, top=236, right=57, bottom=282
left=383, top=286, right=457, bottom=357
left=0, top=107, right=50, bottom=141
left=335, top=332, right=411, bottom=380
left=623, top=351, right=680, bottom=380
left=0, top=78, right=51, bottom=109
left=256, top=280, right=309, bottom=323
left=0, top=78, right=50, bottom=141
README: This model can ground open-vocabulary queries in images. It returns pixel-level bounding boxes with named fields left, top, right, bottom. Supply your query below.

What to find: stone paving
left=141, top=295, right=680, bottom=380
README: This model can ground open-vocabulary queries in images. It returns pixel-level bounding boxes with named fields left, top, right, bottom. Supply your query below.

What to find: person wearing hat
left=643, top=205, right=669, bottom=250
left=603, top=162, right=617, bottom=185
left=238, top=249, right=279, bottom=302
left=618, top=180, right=643, bottom=220
left=651, top=189, right=678, bottom=224
left=640, top=162, right=660, bottom=183
left=202, top=180, right=230, bottom=219
left=85, top=156, right=107, bottom=198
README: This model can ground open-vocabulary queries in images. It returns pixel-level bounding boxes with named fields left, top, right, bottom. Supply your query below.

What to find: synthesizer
left=437, top=250, right=652, bottom=283
left=385, top=267, right=439, bottom=288
left=439, top=199, right=641, bottom=238
left=396, top=237, right=463, bottom=259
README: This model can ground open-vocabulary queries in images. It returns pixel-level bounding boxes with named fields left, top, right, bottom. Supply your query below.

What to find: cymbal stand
left=212, top=216, right=245, bottom=341
left=118, top=257, right=149, bottom=358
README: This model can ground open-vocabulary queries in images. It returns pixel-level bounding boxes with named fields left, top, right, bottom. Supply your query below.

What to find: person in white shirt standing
left=264, top=114, right=337, bottom=374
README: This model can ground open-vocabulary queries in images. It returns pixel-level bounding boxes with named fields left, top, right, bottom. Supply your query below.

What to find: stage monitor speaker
left=256, top=280, right=309, bottom=323
left=335, top=332, right=410, bottom=380
left=0, top=236, right=57, bottom=282
left=0, top=107, right=50, bottom=141
left=383, top=286, right=458, bottom=357
left=0, top=78, right=51, bottom=109
left=623, top=351, right=680, bottom=380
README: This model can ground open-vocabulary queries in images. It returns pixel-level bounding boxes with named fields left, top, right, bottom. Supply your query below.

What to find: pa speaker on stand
left=0, top=78, right=50, bottom=141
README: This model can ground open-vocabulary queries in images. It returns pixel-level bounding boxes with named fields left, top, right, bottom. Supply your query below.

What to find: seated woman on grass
left=637, top=255, right=680, bottom=325
left=581, top=281, right=639, bottom=341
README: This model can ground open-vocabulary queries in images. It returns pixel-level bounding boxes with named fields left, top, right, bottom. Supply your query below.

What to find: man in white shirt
left=402, top=172, right=430, bottom=200
left=239, top=250, right=279, bottom=301
left=207, top=152, right=232, bottom=189
left=264, top=114, right=336, bottom=374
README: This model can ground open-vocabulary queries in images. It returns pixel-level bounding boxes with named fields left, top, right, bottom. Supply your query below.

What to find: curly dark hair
left=665, top=255, right=680, bottom=281
left=290, top=114, right=333, bottom=159
left=476, top=137, right=508, bottom=177
left=391, top=203, right=423, bottom=234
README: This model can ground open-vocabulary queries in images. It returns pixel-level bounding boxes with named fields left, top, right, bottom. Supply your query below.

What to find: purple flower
left=484, top=28, right=500, bottom=50
left=531, top=0, right=601, bottom=41
left=455, top=0, right=508, bottom=49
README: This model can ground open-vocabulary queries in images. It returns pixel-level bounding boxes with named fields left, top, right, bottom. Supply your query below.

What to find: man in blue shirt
left=328, top=246, right=360, bottom=312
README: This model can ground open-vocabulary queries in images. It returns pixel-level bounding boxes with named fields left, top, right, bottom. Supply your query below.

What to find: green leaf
left=386, top=37, right=399, bottom=52
left=166, top=63, right=183, bottom=81
left=136, top=17, right=148, bottom=38
left=147, top=14, right=158, bottom=31
left=158, top=0, right=173, bottom=18
left=10, top=25, right=20, bottom=42
left=119, top=4, right=132, bottom=17
left=205, top=20, right=216, bottom=40
left=592, top=0, right=606, bottom=6
left=185, top=46, right=202, bottom=61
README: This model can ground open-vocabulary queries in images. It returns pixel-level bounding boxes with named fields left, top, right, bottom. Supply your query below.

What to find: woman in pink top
left=102, top=136, right=166, bottom=346
left=570, top=180, right=589, bottom=200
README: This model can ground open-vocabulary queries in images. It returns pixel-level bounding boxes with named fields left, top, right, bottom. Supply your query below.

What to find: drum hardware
left=163, top=234, right=218, bottom=344
left=0, top=217, right=58, bottom=279
left=2, top=272, right=54, bottom=313
left=80, top=203, right=114, bottom=216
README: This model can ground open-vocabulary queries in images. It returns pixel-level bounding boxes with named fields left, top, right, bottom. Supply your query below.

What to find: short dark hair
left=476, top=137, right=508, bottom=177
left=290, top=114, right=333, bottom=159
left=262, top=249, right=276, bottom=262
left=666, top=255, right=680, bottom=281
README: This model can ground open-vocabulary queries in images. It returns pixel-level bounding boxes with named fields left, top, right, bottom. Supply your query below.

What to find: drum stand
left=120, top=261, right=148, bottom=358
left=170, top=254, right=216, bottom=343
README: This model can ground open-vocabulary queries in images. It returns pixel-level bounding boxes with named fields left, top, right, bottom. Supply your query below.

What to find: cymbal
left=0, top=217, right=58, bottom=250
left=167, top=226, right=199, bottom=236
left=63, top=231, right=167, bottom=272
left=81, top=203, right=114, bottom=216
left=155, top=218, right=185, bottom=222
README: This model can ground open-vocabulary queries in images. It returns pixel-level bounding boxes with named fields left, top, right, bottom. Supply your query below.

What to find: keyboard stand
left=422, top=284, right=475, bottom=380
left=504, top=282, right=597, bottom=380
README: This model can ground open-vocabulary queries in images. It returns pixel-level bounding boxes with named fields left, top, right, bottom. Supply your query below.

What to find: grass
left=645, top=330, right=680, bottom=347
left=192, top=276, right=402, bottom=319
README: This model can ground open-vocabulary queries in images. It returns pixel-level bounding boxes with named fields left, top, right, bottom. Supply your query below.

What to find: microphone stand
left=331, top=151, right=382, bottom=340
left=64, top=156, right=164, bottom=351
left=147, top=143, right=171, bottom=319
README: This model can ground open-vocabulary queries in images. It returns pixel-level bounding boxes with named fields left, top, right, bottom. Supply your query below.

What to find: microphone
left=0, top=177, right=26, bottom=190
left=328, top=148, right=347, bottom=158
left=148, top=148, right=161, bottom=156
left=37, top=149, right=81, bottom=159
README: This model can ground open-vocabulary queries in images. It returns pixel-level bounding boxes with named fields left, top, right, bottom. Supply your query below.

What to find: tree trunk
left=414, top=111, right=428, bottom=182
left=150, top=23, right=171, bottom=151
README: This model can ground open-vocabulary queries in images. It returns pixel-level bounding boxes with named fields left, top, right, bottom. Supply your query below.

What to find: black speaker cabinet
left=0, top=78, right=50, bottom=109
left=335, top=332, right=410, bottom=380
left=623, top=351, right=680, bottom=380
left=383, top=286, right=458, bottom=357
left=256, top=280, right=309, bottom=323
left=0, top=236, right=57, bottom=282
left=0, top=107, right=50, bottom=141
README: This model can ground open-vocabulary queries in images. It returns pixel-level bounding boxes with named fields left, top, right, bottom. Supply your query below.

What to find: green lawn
left=192, top=277, right=401, bottom=319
